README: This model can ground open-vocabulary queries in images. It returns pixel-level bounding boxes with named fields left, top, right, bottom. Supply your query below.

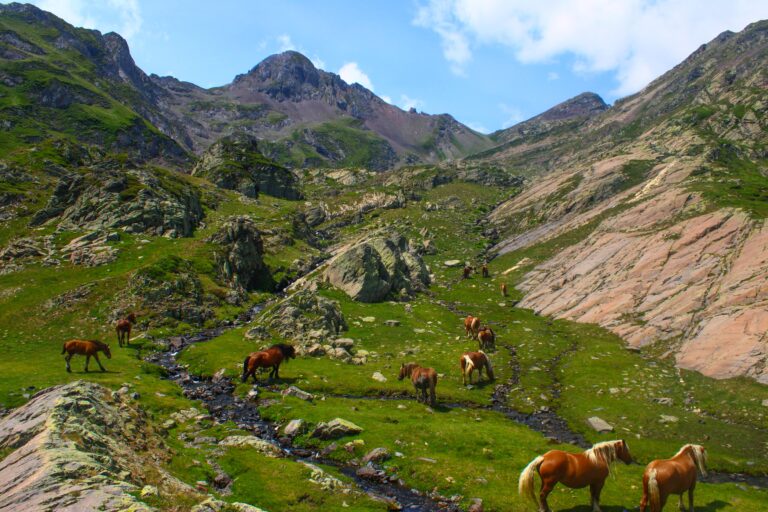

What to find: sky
left=13, top=0, right=768, bottom=133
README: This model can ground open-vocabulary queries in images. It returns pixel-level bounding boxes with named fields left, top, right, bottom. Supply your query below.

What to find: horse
left=481, top=264, right=489, bottom=278
left=460, top=351, right=494, bottom=385
left=464, top=315, right=481, bottom=339
left=640, top=444, right=707, bottom=512
left=398, top=362, right=437, bottom=406
left=463, top=266, right=472, bottom=279
left=62, top=339, right=112, bottom=373
left=115, top=312, right=137, bottom=348
left=501, top=282, right=508, bottom=297
left=241, top=343, right=296, bottom=383
left=478, top=326, right=496, bottom=351
left=519, top=439, right=633, bottom=512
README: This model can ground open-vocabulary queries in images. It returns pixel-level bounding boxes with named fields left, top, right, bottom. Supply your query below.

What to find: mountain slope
left=483, top=21, right=768, bottom=382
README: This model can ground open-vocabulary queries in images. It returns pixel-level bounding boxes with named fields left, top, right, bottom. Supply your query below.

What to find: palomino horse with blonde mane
left=115, top=312, right=137, bottom=348
left=640, top=444, right=707, bottom=512
left=398, top=362, right=437, bottom=406
left=519, top=439, right=633, bottom=512
left=460, top=351, right=494, bottom=385
left=464, top=315, right=481, bottom=339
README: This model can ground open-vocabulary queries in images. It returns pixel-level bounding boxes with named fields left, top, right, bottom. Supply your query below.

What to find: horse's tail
left=463, top=354, right=475, bottom=373
left=519, top=455, right=544, bottom=506
left=241, top=355, right=251, bottom=383
left=648, top=468, right=660, bottom=511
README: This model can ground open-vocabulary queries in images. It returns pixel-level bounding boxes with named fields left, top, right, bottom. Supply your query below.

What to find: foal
left=477, top=326, right=495, bottom=351
left=519, top=439, right=632, bottom=512
left=460, top=351, right=494, bottom=385
left=62, top=339, right=112, bottom=372
left=640, top=444, right=707, bottom=512
left=398, top=362, right=437, bottom=406
left=115, top=312, right=137, bottom=347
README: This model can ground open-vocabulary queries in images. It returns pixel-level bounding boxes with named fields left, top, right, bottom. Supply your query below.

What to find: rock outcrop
left=192, top=135, right=301, bottom=199
left=324, top=231, right=430, bottom=302
left=0, top=381, right=198, bottom=511
left=209, top=216, right=269, bottom=291
left=249, top=289, right=347, bottom=343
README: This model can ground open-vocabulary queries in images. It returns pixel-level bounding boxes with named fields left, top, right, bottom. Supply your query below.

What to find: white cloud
left=414, top=0, right=768, bottom=95
left=338, top=62, right=374, bottom=91
left=277, top=34, right=296, bottom=52
left=547, top=71, right=559, bottom=81
left=35, top=0, right=142, bottom=42
left=399, top=94, right=424, bottom=111
left=499, top=103, right=524, bottom=128
left=381, top=95, right=393, bottom=104
left=466, top=121, right=489, bottom=134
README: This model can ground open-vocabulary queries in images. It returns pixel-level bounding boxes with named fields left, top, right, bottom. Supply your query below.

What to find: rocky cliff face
left=0, top=381, right=195, bottom=511
left=485, top=21, right=768, bottom=382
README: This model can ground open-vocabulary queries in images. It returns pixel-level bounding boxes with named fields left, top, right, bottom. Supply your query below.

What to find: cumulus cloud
left=35, top=0, right=142, bottom=41
left=499, top=103, right=524, bottom=128
left=339, top=62, right=375, bottom=91
left=399, top=94, right=424, bottom=111
left=276, top=34, right=325, bottom=69
left=414, top=0, right=768, bottom=95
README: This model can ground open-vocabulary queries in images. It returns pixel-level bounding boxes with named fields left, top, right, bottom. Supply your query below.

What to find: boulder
left=219, top=436, right=283, bottom=457
left=192, top=134, right=301, bottom=200
left=312, top=418, right=363, bottom=440
left=208, top=216, right=268, bottom=291
left=281, top=386, right=314, bottom=402
left=254, top=290, right=347, bottom=344
left=586, top=416, right=614, bottom=433
left=372, top=372, right=387, bottom=383
left=332, top=338, right=355, bottom=349
left=444, top=260, right=462, bottom=267
left=283, top=419, right=305, bottom=437
left=362, top=447, right=390, bottom=464
left=324, top=231, right=430, bottom=302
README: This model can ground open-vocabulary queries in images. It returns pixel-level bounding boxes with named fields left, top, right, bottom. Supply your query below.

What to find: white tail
left=648, top=468, right=660, bottom=511
left=518, top=455, right=544, bottom=507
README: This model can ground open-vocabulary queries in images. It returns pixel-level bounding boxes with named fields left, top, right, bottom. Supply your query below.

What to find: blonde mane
left=585, top=440, right=622, bottom=467
left=463, top=354, right=475, bottom=371
left=675, top=444, right=707, bottom=476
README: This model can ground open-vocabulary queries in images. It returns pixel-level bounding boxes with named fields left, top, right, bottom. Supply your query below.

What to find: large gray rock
left=192, top=134, right=301, bottom=200
left=311, top=418, right=363, bottom=440
left=324, top=231, right=430, bottom=302
left=0, top=381, right=199, bottom=511
left=586, top=416, right=614, bottom=433
left=208, top=216, right=268, bottom=291
left=254, top=289, right=347, bottom=343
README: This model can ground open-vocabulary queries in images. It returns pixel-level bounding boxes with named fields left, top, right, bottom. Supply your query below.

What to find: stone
left=162, top=419, right=176, bottom=430
left=213, top=472, right=232, bottom=489
left=255, top=290, right=347, bottom=345
left=219, top=436, right=283, bottom=457
left=208, top=216, right=268, bottom=292
left=284, top=419, right=305, bottom=437
left=444, top=260, right=462, bottom=267
left=140, top=485, right=158, bottom=498
left=762, top=399, right=768, bottom=407
left=361, top=316, right=376, bottom=323
left=586, top=416, right=614, bottom=433
left=324, top=231, right=430, bottom=302
left=306, top=343, right=326, bottom=356
left=332, top=338, right=355, bottom=349
left=468, top=498, right=484, bottom=512
left=247, top=388, right=259, bottom=400
left=372, top=371, right=388, bottom=383
left=384, top=320, right=400, bottom=327
left=659, top=415, right=679, bottom=424
left=281, top=386, right=314, bottom=402
left=654, top=397, right=674, bottom=406
left=362, top=447, right=390, bottom=464
left=312, top=418, right=364, bottom=439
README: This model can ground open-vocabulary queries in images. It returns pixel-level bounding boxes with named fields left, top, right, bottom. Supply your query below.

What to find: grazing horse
left=501, top=282, right=508, bottom=297
left=62, top=339, right=111, bottom=373
left=462, top=265, right=472, bottom=279
left=519, top=439, right=633, bottom=512
left=481, top=264, right=489, bottom=278
left=115, top=312, right=137, bottom=348
left=477, top=326, right=495, bottom=351
left=460, top=351, right=494, bottom=385
left=640, top=444, right=707, bottom=512
left=398, top=362, right=437, bottom=406
left=464, top=315, right=481, bottom=339
left=241, top=343, right=296, bottom=383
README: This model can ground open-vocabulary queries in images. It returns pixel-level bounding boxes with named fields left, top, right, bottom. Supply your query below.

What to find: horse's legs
left=539, top=479, right=555, bottom=512
left=590, top=480, right=605, bottom=512
left=274, top=364, right=280, bottom=379
left=688, top=486, right=695, bottom=512
left=94, top=353, right=106, bottom=372
left=84, top=354, right=90, bottom=372
left=65, top=353, right=72, bottom=373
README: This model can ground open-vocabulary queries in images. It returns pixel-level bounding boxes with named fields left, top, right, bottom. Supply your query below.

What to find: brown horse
left=501, top=282, right=508, bottom=297
left=460, top=351, right=494, bottom=385
left=477, top=326, right=495, bottom=351
left=62, top=339, right=112, bottom=373
left=115, top=312, right=137, bottom=347
left=481, top=264, right=489, bottom=278
left=464, top=315, right=481, bottom=339
left=398, top=362, right=437, bottom=406
left=640, top=444, right=707, bottom=512
left=462, top=265, right=472, bottom=279
left=519, top=439, right=633, bottom=512
left=241, top=343, right=296, bottom=383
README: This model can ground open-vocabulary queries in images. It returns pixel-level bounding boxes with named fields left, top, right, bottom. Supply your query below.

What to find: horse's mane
left=675, top=444, right=707, bottom=476
left=586, top=440, right=622, bottom=466
left=89, top=339, right=109, bottom=350
left=270, top=343, right=295, bottom=357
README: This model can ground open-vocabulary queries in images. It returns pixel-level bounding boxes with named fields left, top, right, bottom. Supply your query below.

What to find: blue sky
left=16, top=0, right=768, bottom=133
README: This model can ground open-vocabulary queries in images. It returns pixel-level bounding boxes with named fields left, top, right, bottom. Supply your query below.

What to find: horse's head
left=617, top=439, right=632, bottom=464
left=127, top=312, right=137, bottom=323
left=398, top=363, right=413, bottom=381
left=103, top=344, right=112, bottom=359
left=284, top=344, right=297, bottom=360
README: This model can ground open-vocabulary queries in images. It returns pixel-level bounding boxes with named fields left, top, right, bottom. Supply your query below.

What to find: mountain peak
left=236, top=51, right=320, bottom=88
left=535, top=92, right=608, bottom=122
